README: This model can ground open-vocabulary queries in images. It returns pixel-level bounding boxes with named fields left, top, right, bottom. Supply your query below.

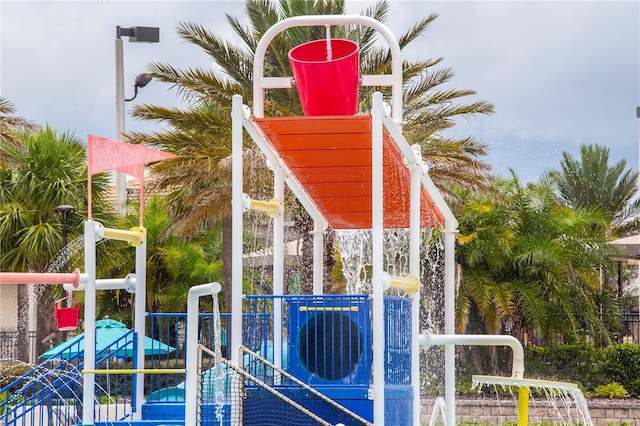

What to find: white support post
left=444, top=223, right=457, bottom=426
left=417, top=164, right=459, bottom=426
left=409, top=144, right=422, bottom=425
left=82, top=220, right=97, bottom=425
left=231, top=95, right=244, bottom=368
left=371, top=92, right=385, bottom=425
left=273, top=166, right=284, bottom=372
left=133, top=231, right=147, bottom=419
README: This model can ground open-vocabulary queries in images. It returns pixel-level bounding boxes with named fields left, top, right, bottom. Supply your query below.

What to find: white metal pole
left=115, top=36, right=127, bottom=217
left=273, top=166, right=284, bottom=372
left=371, top=92, right=385, bottom=425
left=409, top=144, right=422, bottom=425
left=231, top=95, right=246, bottom=426
left=82, top=220, right=97, bottom=425
left=231, top=95, right=244, bottom=368
left=444, top=223, right=457, bottom=426
left=133, top=232, right=147, bottom=419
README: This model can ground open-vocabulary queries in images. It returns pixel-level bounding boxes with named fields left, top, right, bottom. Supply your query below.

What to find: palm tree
left=128, top=0, right=494, bottom=302
left=0, top=97, right=38, bottom=146
left=0, top=125, right=113, bottom=359
left=551, top=144, right=640, bottom=236
left=455, top=174, right=617, bottom=351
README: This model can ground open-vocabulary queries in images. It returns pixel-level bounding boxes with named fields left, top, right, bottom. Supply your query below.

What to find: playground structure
left=0, top=15, right=591, bottom=426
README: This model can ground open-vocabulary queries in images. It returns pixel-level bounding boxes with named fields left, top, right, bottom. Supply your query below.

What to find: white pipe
left=371, top=92, right=385, bottom=425
left=253, top=15, right=403, bottom=125
left=273, top=165, right=284, bottom=373
left=64, top=275, right=137, bottom=293
left=312, top=221, right=324, bottom=295
left=409, top=144, right=421, bottom=425
left=133, top=231, right=147, bottom=419
left=185, top=282, right=222, bottom=425
left=418, top=333, right=525, bottom=379
left=231, top=95, right=244, bottom=368
left=82, top=220, right=97, bottom=425
left=429, top=397, right=447, bottom=426
left=443, top=226, right=456, bottom=426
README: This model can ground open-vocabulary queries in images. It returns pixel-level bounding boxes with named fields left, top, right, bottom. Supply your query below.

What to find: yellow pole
left=83, top=368, right=186, bottom=374
left=103, top=226, right=145, bottom=246
left=517, top=385, right=529, bottom=426
left=249, top=198, right=282, bottom=216
left=389, top=274, right=420, bottom=295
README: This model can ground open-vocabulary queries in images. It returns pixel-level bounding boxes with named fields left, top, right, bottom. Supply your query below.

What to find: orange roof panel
left=254, top=116, right=444, bottom=230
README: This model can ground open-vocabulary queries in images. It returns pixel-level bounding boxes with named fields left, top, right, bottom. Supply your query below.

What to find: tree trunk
left=322, top=229, right=336, bottom=293
left=16, top=284, right=29, bottom=362
left=469, top=345, right=484, bottom=374
left=36, top=285, right=60, bottom=357
left=298, top=212, right=314, bottom=294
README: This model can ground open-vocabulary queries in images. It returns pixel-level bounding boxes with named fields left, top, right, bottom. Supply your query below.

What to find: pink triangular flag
left=88, top=135, right=175, bottom=176
left=87, top=135, right=176, bottom=221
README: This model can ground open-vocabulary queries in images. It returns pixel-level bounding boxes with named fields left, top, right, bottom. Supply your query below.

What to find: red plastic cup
left=289, top=39, right=360, bottom=116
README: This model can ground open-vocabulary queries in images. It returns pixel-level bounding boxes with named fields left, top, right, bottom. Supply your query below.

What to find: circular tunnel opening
left=297, top=311, right=363, bottom=381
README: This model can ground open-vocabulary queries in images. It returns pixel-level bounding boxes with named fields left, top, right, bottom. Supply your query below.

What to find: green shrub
left=0, top=361, right=32, bottom=388
left=593, top=382, right=629, bottom=399
left=521, top=344, right=605, bottom=391
left=602, top=343, right=640, bottom=397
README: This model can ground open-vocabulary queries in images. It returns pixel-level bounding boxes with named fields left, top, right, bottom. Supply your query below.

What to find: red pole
left=0, top=269, right=80, bottom=285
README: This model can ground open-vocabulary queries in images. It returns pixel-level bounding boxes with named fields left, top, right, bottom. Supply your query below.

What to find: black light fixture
left=115, top=26, right=159, bottom=103
left=125, top=73, right=153, bottom=102
left=116, top=26, right=160, bottom=43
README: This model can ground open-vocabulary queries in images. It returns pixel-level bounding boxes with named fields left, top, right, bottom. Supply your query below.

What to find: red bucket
left=54, top=295, right=81, bottom=331
left=289, top=38, right=360, bottom=116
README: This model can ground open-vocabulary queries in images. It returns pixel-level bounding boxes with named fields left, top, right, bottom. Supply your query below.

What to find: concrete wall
left=0, top=283, right=18, bottom=329
left=421, top=398, right=640, bottom=426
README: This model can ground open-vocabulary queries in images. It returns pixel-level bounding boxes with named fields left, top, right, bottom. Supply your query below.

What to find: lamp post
left=54, top=205, right=76, bottom=274
left=115, top=25, right=159, bottom=216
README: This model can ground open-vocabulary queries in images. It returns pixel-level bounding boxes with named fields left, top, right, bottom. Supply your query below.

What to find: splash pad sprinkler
left=471, top=376, right=592, bottom=426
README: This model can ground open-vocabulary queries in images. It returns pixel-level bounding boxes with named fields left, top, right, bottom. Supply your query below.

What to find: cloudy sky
left=1, top=0, right=638, bottom=183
